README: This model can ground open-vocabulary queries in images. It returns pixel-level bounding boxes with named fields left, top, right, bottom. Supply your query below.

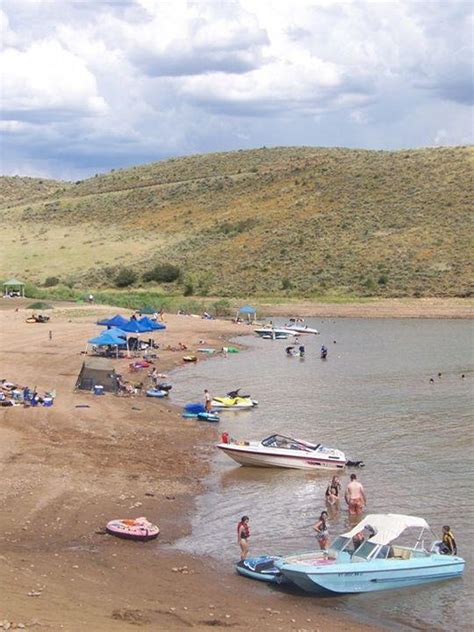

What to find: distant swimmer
left=438, top=372, right=442, bottom=378
left=345, top=473, right=366, bottom=516
left=430, top=378, right=435, bottom=383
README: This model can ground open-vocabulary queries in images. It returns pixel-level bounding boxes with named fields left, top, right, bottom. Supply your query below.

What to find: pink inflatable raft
left=106, top=517, right=160, bottom=541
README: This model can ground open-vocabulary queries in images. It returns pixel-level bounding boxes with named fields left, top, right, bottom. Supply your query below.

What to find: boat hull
left=217, top=445, right=345, bottom=470
left=279, top=557, right=465, bottom=594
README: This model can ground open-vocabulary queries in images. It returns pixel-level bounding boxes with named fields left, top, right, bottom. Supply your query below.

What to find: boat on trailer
left=216, top=433, right=347, bottom=470
left=276, top=514, right=465, bottom=593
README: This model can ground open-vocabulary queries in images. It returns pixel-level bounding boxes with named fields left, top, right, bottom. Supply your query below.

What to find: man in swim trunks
left=345, top=473, right=367, bottom=515
left=204, top=389, right=212, bottom=412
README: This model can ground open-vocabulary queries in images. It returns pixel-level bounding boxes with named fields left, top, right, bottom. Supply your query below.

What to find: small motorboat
left=255, top=327, right=296, bottom=338
left=276, top=514, right=465, bottom=594
left=284, top=323, right=319, bottom=335
left=216, top=433, right=347, bottom=470
left=26, top=314, right=50, bottom=324
left=197, top=348, right=216, bottom=354
left=236, top=555, right=287, bottom=584
left=146, top=388, right=168, bottom=398
left=183, top=355, right=197, bottom=362
left=212, top=396, right=258, bottom=409
left=106, top=517, right=159, bottom=541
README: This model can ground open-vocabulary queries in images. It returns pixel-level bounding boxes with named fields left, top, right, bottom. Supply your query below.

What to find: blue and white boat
left=277, top=514, right=465, bottom=594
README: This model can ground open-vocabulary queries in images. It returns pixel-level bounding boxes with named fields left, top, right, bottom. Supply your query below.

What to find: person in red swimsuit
left=237, top=515, right=250, bottom=561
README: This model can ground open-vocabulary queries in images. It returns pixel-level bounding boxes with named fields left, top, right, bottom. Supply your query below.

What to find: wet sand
left=3, top=298, right=462, bottom=631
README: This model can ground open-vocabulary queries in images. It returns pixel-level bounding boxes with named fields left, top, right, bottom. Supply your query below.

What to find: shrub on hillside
left=143, top=263, right=181, bottom=283
left=44, top=276, right=60, bottom=287
left=115, top=267, right=137, bottom=287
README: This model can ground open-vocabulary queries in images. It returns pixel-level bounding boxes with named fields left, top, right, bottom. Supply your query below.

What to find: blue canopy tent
left=97, top=314, right=129, bottom=328
left=237, top=304, right=257, bottom=322
left=87, top=329, right=128, bottom=358
left=121, top=319, right=152, bottom=333
left=138, top=316, right=166, bottom=331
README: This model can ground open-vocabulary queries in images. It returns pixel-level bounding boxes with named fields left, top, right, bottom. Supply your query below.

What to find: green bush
left=143, top=263, right=181, bottom=283
left=115, top=267, right=137, bottom=288
left=212, top=299, right=231, bottom=317
left=44, top=276, right=60, bottom=287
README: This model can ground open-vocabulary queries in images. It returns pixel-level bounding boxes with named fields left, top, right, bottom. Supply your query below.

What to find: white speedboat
left=216, top=433, right=346, bottom=470
left=283, top=323, right=319, bottom=334
left=254, top=327, right=296, bottom=338
left=276, top=514, right=465, bottom=593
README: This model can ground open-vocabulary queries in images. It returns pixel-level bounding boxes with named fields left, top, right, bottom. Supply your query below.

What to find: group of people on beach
left=0, top=379, right=55, bottom=408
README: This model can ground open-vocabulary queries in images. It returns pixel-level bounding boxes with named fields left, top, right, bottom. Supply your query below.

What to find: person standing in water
left=313, top=511, right=329, bottom=550
left=325, top=475, right=342, bottom=507
left=345, top=473, right=367, bottom=515
left=204, top=389, right=212, bottom=412
left=237, top=515, right=250, bottom=561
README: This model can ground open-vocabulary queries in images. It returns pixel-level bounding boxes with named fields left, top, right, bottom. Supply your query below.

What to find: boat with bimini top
left=276, top=514, right=465, bottom=594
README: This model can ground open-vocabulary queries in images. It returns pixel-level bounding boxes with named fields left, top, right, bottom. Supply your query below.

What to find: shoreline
left=0, top=301, right=385, bottom=631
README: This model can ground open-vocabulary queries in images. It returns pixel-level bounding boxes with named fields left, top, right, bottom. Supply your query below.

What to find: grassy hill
left=1, top=146, right=472, bottom=298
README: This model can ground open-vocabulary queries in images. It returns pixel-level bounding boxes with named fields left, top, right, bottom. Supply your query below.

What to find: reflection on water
left=171, top=318, right=474, bottom=631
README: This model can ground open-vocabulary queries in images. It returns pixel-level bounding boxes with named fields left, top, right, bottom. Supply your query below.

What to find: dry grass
left=1, top=146, right=472, bottom=297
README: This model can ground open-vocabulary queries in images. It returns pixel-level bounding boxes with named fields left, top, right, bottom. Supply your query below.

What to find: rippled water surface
left=170, top=318, right=473, bottom=631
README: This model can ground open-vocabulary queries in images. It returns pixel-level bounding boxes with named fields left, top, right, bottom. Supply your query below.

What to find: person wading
left=237, top=515, right=250, bottom=561
left=345, top=473, right=367, bottom=516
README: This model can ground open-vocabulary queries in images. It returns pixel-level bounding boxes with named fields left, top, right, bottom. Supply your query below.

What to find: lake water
left=170, top=318, right=473, bottom=631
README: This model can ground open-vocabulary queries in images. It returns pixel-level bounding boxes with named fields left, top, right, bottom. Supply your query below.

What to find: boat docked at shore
left=216, top=433, right=347, bottom=470
left=254, top=327, right=297, bottom=338
left=283, top=323, right=319, bottom=335
left=276, top=514, right=465, bottom=594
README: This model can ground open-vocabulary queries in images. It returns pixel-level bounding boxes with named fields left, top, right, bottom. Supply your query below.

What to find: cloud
left=1, top=39, right=108, bottom=122
left=0, top=0, right=472, bottom=179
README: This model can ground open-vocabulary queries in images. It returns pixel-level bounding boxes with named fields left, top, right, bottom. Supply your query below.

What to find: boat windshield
left=352, top=541, right=379, bottom=560
left=261, top=435, right=311, bottom=451
left=328, top=536, right=351, bottom=552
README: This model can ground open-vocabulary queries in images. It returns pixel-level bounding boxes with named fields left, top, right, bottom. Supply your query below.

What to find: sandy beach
left=1, top=298, right=470, bottom=631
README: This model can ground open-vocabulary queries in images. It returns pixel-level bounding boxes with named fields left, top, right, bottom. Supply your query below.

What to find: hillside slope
left=1, top=146, right=472, bottom=297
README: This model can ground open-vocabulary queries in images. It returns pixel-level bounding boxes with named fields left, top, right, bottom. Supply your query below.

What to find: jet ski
left=236, top=555, right=287, bottom=584
left=212, top=396, right=258, bottom=409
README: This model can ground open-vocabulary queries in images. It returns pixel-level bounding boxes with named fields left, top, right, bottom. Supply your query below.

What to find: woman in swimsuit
left=237, top=515, right=250, bottom=561
left=325, top=476, right=342, bottom=513
left=313, top=511, right=329, bottom=551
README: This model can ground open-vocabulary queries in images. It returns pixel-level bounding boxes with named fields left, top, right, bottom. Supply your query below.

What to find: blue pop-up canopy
left=237, top=304, right=257, bottom=322
left=120, top=319, right=151, bottom=333
left=97, top=314, right=129, bottom=328
left=238, top=305, right=256, bottom=314
left=138, top=316, right=166, bottom=330
left=88, top=331, right=126, bottom=346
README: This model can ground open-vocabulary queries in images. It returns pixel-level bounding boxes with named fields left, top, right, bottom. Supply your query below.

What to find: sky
left=1, top=0, right=473, bottom=180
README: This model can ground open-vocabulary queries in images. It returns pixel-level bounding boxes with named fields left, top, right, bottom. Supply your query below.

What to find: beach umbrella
left=27, top=301, right=54, bottom=310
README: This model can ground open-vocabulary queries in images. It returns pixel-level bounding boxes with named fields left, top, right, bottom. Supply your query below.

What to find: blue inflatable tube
left=146, top=389, right=168, bottom=398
